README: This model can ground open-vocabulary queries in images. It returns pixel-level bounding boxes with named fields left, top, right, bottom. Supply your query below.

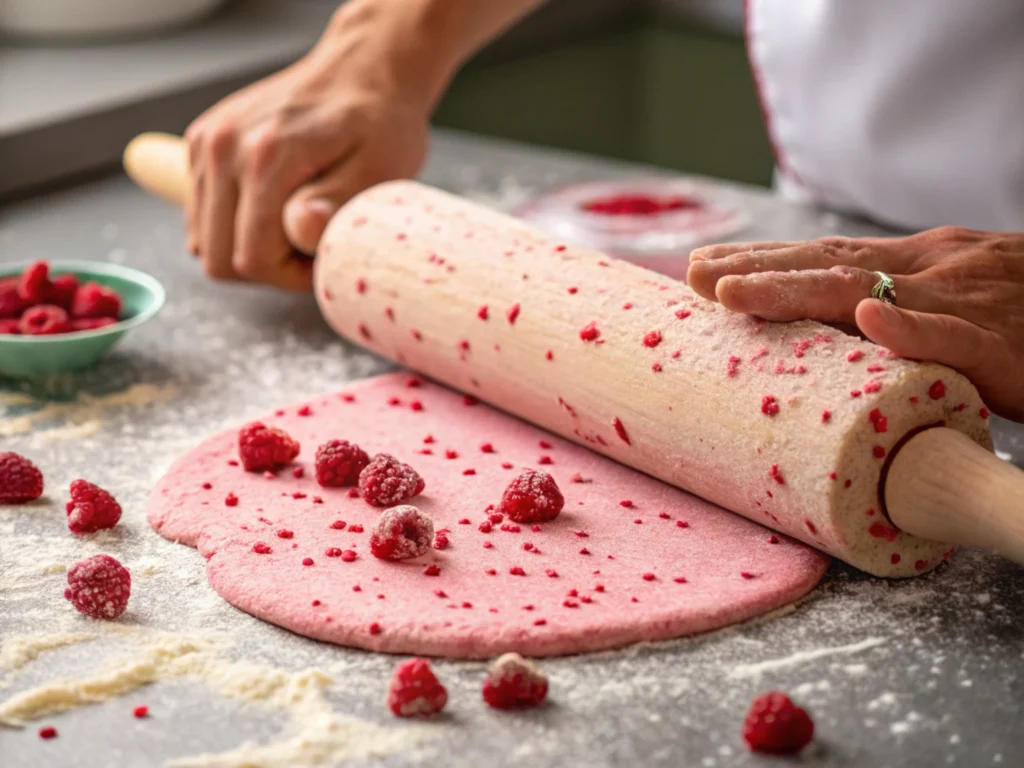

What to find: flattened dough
left=148, top=374, right=829, bottom=658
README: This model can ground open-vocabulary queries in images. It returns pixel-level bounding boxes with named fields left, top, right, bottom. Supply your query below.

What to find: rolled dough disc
left=148, top=373, right=829, bottom=658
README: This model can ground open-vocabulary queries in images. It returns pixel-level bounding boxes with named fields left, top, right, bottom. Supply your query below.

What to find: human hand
left=184, top=0, right=442, bottom=291
left=687, top=227, right=1024, bottom=421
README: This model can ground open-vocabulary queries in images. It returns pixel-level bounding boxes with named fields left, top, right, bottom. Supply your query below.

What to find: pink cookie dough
left=148, top=373, right=829, bottom=659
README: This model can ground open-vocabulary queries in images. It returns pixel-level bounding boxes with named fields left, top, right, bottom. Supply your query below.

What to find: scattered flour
left=728, top=637, right=888, bottom=679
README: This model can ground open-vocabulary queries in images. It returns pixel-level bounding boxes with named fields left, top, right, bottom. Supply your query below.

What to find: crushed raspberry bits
left=64, top=554, right=131, bottom=619
left=482, top=652, right=549, bottom=709
left=387, top=658, right=447, bottom=717
left=742, top=691, right=814, bottom=754
left=370, top=505, right=435, bottom=560
left=497, top=469, right=565, bottom=524
left=359, top=454, right=425, bottom=507
left=0, top=452, right=44, bottom=503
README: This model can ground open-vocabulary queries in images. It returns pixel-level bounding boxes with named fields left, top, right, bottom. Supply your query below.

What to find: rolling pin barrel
left=123, top=132, right=1024, bottom=576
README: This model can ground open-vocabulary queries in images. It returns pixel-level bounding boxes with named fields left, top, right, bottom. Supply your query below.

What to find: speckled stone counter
left=1, top=131, right=1022, bottom=768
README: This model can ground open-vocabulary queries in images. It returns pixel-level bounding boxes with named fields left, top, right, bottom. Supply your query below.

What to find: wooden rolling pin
left=124, top=132, right=1024, bottom=577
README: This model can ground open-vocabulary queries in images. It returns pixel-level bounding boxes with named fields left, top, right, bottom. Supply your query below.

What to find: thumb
left=283, top=192, right=340, bottom=256
left=855, top=298, right=994, bottom=373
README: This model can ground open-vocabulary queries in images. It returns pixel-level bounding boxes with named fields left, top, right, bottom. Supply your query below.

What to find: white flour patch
left=728, top=637, right=888, bottom=679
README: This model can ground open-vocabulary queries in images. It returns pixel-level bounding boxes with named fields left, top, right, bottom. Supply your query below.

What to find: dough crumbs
left=387, top=658, right=447, bottom=717
left=358, top=454, right=425, bottom=507
left=64, top=554, right=131, bottom=619
left=742, top=691, right=814, bottom=755
left=497, top=470, right=565, bottom=524
left=370, top=505, right=435, bottom=561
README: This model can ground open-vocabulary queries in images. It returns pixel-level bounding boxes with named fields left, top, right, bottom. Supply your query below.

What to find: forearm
left=325, top=0, right=549, bottom=109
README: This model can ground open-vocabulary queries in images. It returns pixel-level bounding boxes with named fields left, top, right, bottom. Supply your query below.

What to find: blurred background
left=0, top=0, right=772, bottom=201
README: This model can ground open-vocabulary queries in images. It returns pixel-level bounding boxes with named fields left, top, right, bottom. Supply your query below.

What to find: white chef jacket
left=746, top=0, right=1024, bottom=232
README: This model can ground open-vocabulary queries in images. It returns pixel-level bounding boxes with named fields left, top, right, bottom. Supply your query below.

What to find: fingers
left=198, top=125, right=241, bottom=281
left=712, top=266, right=944, bottom=323
left=687, top=236, right=908, bottom=302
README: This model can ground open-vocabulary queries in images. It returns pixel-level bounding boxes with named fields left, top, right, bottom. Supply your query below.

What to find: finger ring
left=871, top=271, right=897, bottom=305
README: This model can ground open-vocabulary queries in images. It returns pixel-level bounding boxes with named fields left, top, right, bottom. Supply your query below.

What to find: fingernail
left=302, top=198, right=336, bottom=217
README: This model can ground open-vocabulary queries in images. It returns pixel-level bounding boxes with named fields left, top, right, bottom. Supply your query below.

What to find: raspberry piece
left=66, top=479, right=122, bottom=533
left=0, top=278, right=24, bottom=318
left=0, top=318, right=19, bottom=334
left=71, top=281, right=122, bottom=319
left=18, top=260, right=50, bottom=304
left=238, top=422, right=300, bottom=472
left=358, top=454, right=425, bottom=507
left=70, top=317, right=118, bottom=333
left=39, top=726, right=58, bottom=739
left=133, top=705, right=149, bottom=718
left=482, top=652, right=549, bottom=709
left=497, top=470, right=564, bottom=524
left=742, top=691, right=814, bottom=755
left=315, top=439, right=370, bottom=487
left=387, top=658, right=447, bottom=717
left=64, top=554, right=131, bottom=619
left=370, top=505, right=434, bottom=560
left=19, top=304, right=70, bottom=335
left=0, top=452, right=44, bottom=503
left=47, top=273, right=79, bottom=310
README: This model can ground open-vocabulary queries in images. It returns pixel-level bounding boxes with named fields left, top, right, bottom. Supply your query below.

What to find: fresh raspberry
left=70, top=317, right=118, bottom=333
left=18, top=260, right=50, bottom=304
left=482, top=652, right=549, bottom=709
left=64, top=554, right=131, bottom=619
left=238, top=422, right=301, bottom=472
left=497, top=470, right=564, bottom=524
left=358, top=454, right=425, bottom=507
left=315, top=439, right=369, bottom=487
left=0, top=452, right=44, bottom=503
left=370, top=505, right=434, bottom=560
left=387, top=658, right=448, bottom=717
left=19, top=304, right=70, bottom=335
left=46, top=273, right=79, bottom=310
left=741, top=691, right=814, bottom=755
left=71, top=281, right=122, bottom=319
left=0, top=278, right=23, bottom=318
left=0, top=318, right=20, bottom=334
left=66, top=479, right=122, bottom=533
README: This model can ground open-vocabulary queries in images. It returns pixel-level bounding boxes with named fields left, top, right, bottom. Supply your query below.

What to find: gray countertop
left=1, top=131, right=1022, bottom=768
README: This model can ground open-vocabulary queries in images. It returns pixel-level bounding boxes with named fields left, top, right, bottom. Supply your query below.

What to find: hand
left=184, top=0, right=440, bottom=291
left=687, top=227, right=1024, bottom=421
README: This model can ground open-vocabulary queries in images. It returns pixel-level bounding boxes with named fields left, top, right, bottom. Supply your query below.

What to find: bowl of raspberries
left=0, top=259, right=165, bottom=377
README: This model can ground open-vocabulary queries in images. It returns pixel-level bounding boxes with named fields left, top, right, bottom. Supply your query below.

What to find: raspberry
left=70, top=317, right=118, bottom=333
left=18, top=260, right=50, bottom=304
left=66, top=479, right=122, bottom=533
left=482, top=652, right=549, bottom=709
left=358, top=454, right=425, bottom=507
left=71, top=281, right=122, bottom=319
left=0, top=452, right=44, bottom=503
left=39, top=726, right=58, bottom=739
left=0, top=278, right=24, bottom=318
left=47, top=273, right=79, bottom=310
left=741, top=691, right=814, bottom=755
left=315, top=439, right=370, bottom=487
left=387, top=658, right=447, bottom=717
left=19, top=305, right=70, bottom=335
left=64, top=554, right=131, bottom=619
left=0, top=318, right=19, bottom=334
left=497, top=470, right=564, bottom=524
left=238, top=422, right=300, bottom=472
left=370, top=505, right=434, bottom=560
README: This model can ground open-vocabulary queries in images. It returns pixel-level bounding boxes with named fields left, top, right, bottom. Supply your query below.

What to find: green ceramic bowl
left=0, top=260, right=165, bottom=378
